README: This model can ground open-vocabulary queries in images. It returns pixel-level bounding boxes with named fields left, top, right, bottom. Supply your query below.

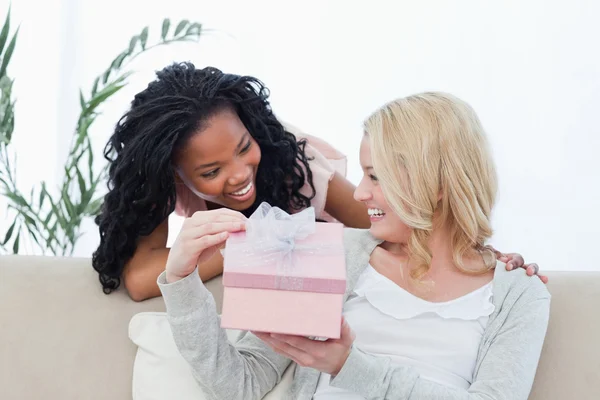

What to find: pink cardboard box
left=220, top=219, right=346, bottom=339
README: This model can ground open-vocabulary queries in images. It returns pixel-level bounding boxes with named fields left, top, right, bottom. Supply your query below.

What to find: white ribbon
left=232, top=202, right=340, bottom=290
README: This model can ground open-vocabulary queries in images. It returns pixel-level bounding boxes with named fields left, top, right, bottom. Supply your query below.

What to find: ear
left=173, top=168, right=184, bottom=184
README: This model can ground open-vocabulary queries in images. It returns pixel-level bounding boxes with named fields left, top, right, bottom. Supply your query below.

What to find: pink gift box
left=220, top=222, right=346, bottom=339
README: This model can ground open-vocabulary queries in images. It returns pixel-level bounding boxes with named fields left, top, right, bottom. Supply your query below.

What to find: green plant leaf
left=79, top=90, right=86, bottom=111
left=76, top=167, right=86, bottom=199
left=4, top=191, right=28, bottom=208
left=86, top=139, right=94, bottom=183
left=87, top=83, right=125, bottom=115
left=38, top=183, right=46, bottom=207
left=85, top=197, right=104, bottom=216
left=161, top=18, right=170, bottom=40
left=62, top=187, right=76, bottom=218
left=91, top=77, right=100, bottom=96
left=140, top=27, right=148, bottom=49
left=25, top=223, right=41, bottom=249
left=63, top=165, right=71, bottom=180
left=12, top=231, right=19, bottom=254
left=46, top=191, right=67, bottom=231
left=23, top=212, right=37, bottom=227
left=128, top=35, right=139, bottom=54
left=48, top=220, right=58, bottom=241
left=73, top=117, right=89, bottom=151
left=1, top=101, right=14, bottom=133
left=186, top=22, right=202, bottom=36
left=42, top=211, right=52, bottom=226
left=0, top=5, right=11, bottom=58
left=0, top=174, right=9, bottom=188
left=2, top=218, right=16, bottom=245
left=112, top=71, right=134, bottom=86
left=112, top=51, right=128, bottom=70
left=174, top=20, right=189, bottom=36
left=0, top=27, right=19, bottom=78
left=102, top=68, right=111, bottom=84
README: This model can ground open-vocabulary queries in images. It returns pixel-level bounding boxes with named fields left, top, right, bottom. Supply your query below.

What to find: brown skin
left=122, top=110, right=371, bottom=301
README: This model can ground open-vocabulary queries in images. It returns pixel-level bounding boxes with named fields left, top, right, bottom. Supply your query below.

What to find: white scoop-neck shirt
left=313, top=264, right=495, bottom=399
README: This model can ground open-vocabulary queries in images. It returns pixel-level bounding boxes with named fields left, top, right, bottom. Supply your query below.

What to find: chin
left=369, top=222, right=410, bottom=244
left=368, top=224, right=389, bottom=241
left=233, top=195, right=258, bottom=212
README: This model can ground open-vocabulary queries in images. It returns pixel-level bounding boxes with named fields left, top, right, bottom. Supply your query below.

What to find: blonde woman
left=159, top=92, right=550, bottom=399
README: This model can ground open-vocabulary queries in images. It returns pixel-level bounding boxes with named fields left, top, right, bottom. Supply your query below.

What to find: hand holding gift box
left=220, top=202, right=347, bottom=339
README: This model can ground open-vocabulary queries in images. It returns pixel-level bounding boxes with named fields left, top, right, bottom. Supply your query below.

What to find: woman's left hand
left=253, top=318, right=355, bottom=376
left=487, top=246, right=549, bottom=284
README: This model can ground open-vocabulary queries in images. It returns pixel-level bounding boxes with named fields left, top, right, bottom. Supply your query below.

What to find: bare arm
left=123, top=218, right=224, bottom=301
left=324, top=172, right=371, bottom=229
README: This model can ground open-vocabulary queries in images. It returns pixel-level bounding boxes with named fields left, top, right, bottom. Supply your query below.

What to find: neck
left=427, top=224, right=456, bottom=274
left=382, top=223, right=457, bottom=275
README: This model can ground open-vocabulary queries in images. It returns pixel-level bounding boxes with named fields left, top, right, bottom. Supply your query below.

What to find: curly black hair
left=92, top=62, right=316, bottom=294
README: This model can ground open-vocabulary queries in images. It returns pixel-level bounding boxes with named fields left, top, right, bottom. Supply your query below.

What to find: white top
left=313, top=265, right=495, bottom=399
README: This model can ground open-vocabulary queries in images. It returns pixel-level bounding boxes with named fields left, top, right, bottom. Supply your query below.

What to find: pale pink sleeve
left=283, top=122, right=348, bottom=221
left=174, top=182, right=208, bottom=217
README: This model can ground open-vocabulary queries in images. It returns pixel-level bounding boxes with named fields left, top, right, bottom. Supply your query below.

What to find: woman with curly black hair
left=92, top=62, right=372, bottom=301
left=93, top=62, right=539, bottom=301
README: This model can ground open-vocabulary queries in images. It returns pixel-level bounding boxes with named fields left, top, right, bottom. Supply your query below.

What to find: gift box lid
left=223, top=222, right=346, bottom=294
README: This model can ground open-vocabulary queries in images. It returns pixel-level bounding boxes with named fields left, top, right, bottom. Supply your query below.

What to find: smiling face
left=354, top=135, right=412, bottom=244
left=175, top=109, right=262, bottom=210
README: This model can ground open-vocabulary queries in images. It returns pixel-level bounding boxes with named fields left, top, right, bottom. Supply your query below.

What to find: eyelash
left=201, top=169, right=219, bottom=179
left=369, top=173, right=378, bottom=182
left=200, top=140, right=252, bottom=179
left=240, top=140, right=252, bottom=154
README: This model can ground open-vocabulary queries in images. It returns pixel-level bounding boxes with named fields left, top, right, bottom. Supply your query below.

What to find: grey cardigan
left=158, top=228, right=551, bottom=400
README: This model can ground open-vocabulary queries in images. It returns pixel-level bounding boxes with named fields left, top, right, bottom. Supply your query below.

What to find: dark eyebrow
left=194, top=132, right=250, bottom=171
left=194, top=161, right=219, bottom=171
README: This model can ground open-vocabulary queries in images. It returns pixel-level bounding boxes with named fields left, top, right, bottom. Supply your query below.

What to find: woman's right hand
left=165, top=209, right=247, bottom=283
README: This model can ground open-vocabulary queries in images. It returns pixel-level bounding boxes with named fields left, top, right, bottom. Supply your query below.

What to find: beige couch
left=1, top=255, right=599, bottom=400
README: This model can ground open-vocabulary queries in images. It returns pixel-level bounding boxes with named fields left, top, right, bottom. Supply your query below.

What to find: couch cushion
left=0, top=256, right=223, bottom=400
left=128, top=312, right=294, bottom=400
left=529, top=272, right=600, bottom=399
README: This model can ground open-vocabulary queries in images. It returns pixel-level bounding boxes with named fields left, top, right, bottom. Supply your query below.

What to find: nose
left=354, top=176, right=372, bottom=203
left=227, top=160, right=252, bottom=186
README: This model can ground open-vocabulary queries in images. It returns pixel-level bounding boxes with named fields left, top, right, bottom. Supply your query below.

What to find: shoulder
left=493, top=261, right=551, bottom=307
left=280, top=120, right=347, bottom=218
left=343, top=228, right=382, bottom=265
left=281, top=120, right=347, bottom=174
left=342, top=228, right=382, bottom=293
left=343, top=228, right=380, bottom=250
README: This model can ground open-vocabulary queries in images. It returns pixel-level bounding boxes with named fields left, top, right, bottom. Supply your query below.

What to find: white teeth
left=231, top=181, right=253, bottom=196
left=368, top=208, right=385, bottom=217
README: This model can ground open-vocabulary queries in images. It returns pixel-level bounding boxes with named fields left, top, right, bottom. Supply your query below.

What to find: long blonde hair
left=365, top=92, right=497, bottom=277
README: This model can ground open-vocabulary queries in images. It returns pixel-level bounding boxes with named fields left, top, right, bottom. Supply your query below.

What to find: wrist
left=332, top=346, right=352, bottom=376
left=166, top=271, right=187, bottom=284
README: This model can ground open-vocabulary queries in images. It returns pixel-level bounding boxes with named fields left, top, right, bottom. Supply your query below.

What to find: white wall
left=2, top=0, right=599, bottom=271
